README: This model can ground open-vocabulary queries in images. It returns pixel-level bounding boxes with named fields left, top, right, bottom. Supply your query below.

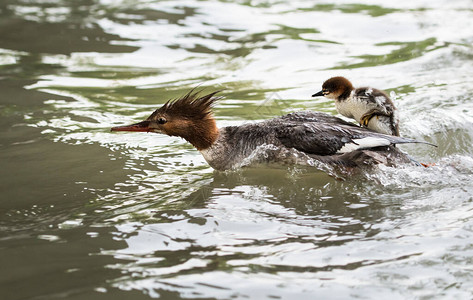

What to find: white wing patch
left=374, top=95, right=387, bottom=106
left=337, top=137, right=391, bottom=154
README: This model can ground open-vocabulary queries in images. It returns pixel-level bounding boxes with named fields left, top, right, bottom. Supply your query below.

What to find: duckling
left=312, top=76, right=399, bottom=136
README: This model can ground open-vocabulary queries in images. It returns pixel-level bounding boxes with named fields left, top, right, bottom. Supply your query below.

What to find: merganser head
left=312, top=76, right=354, bottom=101
left=111, top=90, right=221, bottom=150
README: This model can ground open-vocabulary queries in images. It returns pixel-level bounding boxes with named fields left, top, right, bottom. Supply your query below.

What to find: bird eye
left=323, top=89, right=329, bottom=95
left=157, top=117, right=167, bottom=124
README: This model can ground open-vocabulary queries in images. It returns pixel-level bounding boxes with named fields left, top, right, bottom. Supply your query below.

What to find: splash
left=366, top=154, right=473, bottom=189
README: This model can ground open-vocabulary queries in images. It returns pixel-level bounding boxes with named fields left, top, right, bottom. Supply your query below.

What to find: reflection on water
left=1, top=0, right=473, bottom=299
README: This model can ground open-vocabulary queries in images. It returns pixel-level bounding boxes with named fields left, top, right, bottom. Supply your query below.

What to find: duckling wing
left=354, top=87, right=395, bottom=115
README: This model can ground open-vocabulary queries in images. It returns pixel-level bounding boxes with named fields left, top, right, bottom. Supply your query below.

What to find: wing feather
left=274, top=114, right=435, bottom=156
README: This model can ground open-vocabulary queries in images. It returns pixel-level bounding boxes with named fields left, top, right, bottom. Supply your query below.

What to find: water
left=1, top=0, right=473, bottom=299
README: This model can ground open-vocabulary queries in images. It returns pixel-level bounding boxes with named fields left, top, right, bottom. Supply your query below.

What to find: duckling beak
left=312, top=90, right=324, bottom=97
left=111, top=120, right=151, bottom=132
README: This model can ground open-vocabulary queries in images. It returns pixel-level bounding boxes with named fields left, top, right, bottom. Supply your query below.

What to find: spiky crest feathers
left=147, top=89, right=223, bottom=122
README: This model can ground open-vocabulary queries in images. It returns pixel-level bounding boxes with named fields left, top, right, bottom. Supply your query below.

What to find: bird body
left=112, top=90, right=434, bottom=171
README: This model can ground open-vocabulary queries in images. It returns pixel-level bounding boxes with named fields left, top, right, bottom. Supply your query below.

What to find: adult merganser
left=111, top=90, right=434, bottom=171
left=312, top=76, right=399, bottom=136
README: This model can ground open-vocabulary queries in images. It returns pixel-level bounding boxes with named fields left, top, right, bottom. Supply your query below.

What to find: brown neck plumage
left=181, top=118, right=219, bottom=150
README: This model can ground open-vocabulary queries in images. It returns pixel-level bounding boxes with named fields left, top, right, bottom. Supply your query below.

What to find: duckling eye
left=323, top=89, right=330, bottom=95
left=157, top=117, right=167, bottom=124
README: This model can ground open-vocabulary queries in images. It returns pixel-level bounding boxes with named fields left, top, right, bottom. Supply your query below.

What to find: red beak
left=111, top=121, right=151, bottom=132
